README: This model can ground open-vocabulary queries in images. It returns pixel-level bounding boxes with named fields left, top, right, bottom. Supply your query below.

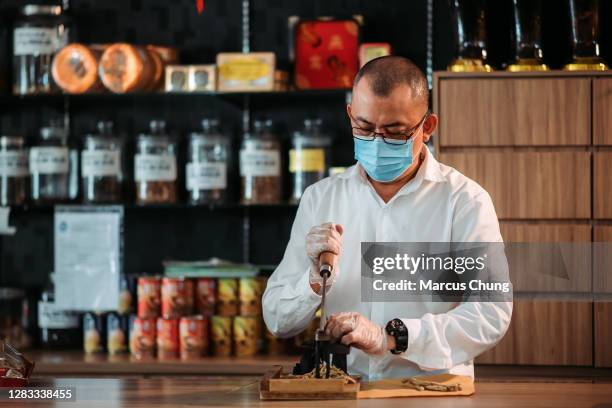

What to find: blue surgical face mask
left=354, top=137, right=414, bottom=182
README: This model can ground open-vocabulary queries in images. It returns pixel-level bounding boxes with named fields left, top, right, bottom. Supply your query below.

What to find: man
left=263, top=56, right=512, bottom=380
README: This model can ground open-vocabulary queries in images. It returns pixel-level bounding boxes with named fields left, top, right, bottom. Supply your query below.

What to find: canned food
left=210, top=316, right=232, bottom=356
left=129, top=316, right=156, bottom=359
left=83, top=312, right=104, bottom=354
left=217, top=278, right=238, bottom=316
left=179, top=315, right=208, bottom=359
left=239, top=277, right=262, bottom=316
left=233, top=316, right=258, bottom=357
left=161, top=277, right=194, bottom=318
left=195, top=278, right=216, bottom=316
left=156, top=317, right=179, bottom=360
left=107, top=312, right=128, bottom=355
left=137, top=276, right=161, bottom=318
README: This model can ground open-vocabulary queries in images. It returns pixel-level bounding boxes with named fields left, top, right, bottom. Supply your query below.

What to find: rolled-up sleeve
left=262, top=186, right=322, bottom=338
left=398, top=191, right=513, bottom=370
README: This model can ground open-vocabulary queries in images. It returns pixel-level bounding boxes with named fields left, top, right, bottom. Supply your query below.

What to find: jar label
left=29, top=147, right=69, bottom=174
left=186, top=162, right=227, bottom=190
left=239, top=149, right=280, bottom=177
left=0, top=151, right=29, bottom=177
left=289, top=148, right=325, bottom=173
left=135, top=154, right=177, bottom=181
left=37, top=301, right=80, bottom=329
left=81, top=150, right=121, bottom=177
left=14, top=27, right=59, bottom=56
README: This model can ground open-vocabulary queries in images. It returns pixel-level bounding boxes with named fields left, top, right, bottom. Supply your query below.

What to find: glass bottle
left=0, top=136, right=29, bottom=206
left=290, top=119, right=331, bottom=202
left=564, top=0, right=608, bottom=71
left=448, top=0, right=493, bottom=72
left=187, top=119, right=229, bottom=205
left=240, top=119, right=282, bottom=204
left=30, top=126, right=71, bottom=203
left=81, top=121, right=123, bottom=203
left=38, top=273, right=81, bottom=349
left=507, top=0, right=549, bottom=71
left=134, top=120, right=177, bottom=205
left=13, top=4, right=69, bottom=95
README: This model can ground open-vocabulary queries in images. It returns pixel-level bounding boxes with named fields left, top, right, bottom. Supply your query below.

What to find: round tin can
left=179, top=315, right=208, bottom=359
left=210, top=316, right=232, bottom=356
left=217, top=278, right=238, bottom=316
left=129, top=315, right=156, bottom=359
left=137, top=276, right=161, bottom=318
left=83, top=312, right=104, bottom=354
left=161, top=277, right=194, bottom=318
left=156, top=317, right=179, bottom=360
left=195, top=278, right=216, bottom=316
left=233, top=316, right=258, bottom=357
left=106, top=312, right=128, bottom=355
left=239, top=277, right=262, bottom=316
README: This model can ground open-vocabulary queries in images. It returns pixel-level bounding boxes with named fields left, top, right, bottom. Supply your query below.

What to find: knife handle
left=319, top=251, right=336, bottom=278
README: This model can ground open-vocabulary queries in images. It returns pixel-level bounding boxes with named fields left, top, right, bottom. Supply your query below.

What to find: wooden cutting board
left=359, top=374, right=475, bottom=399
left=260, top=366, right=361, bottom=400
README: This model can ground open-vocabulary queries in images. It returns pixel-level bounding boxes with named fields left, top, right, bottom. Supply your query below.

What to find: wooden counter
left=2, top=376, right=612, bottom=408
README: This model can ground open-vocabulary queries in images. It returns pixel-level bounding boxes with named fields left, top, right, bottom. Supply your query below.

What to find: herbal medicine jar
left=290, top=119, right=330, bottom=202
left=0, top=136, right=29, bottom=206
left=30, top=126, right=71, bottom=203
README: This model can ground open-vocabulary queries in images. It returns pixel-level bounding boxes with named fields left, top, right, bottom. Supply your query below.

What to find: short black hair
left=353, top=56, right=429, bottom=105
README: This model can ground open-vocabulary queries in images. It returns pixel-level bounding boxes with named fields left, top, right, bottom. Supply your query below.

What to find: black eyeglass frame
left=350, top=110, right=430, bottom=145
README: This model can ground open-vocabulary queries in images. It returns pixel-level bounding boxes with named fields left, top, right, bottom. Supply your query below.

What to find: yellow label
left=289, top=148, right=325, bottom=173
left=219, top=57, right=271, bottom=81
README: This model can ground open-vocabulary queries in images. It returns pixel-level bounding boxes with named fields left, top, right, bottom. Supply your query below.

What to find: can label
left=107, top=313, right=128, bottom=355
left=179, top=316, right=208, bottom=359
left=217, top=279, right=238, bottom=316
left=233, top=316, right=258, bottom=357
left=161, top=278, right=194, bottom=318
left=239, top=278, right=262, bottom=316
left=129, top=316, right=156, bottom=359
left=195, top=278, right=216, bottom=316
left=156, top=318, right=179, bottom=359
left=137, top=277, right=161, bottom=318
left=211, top=316, right=232, bottom=356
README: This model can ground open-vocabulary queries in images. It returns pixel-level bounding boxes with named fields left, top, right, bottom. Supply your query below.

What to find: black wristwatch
left=385, top=318, right=408, bottom=355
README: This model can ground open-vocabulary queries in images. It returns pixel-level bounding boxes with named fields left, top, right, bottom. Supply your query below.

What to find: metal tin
left=195, top=278, right=216, bottom=316
left=233, top=316, right=258, bottom=357
left=239, top=277, right=262, bottom=316
left=161, top=277, right=194, bottom=318
left=210, top=316, right=232, bottom=356
left=137, top=276, right=161, bottom=318
left=156, top=317, right=179, bottom=360
left=179, top=315, right=208, bottom=360
left=217, top=278, right=238, bottom=316
left=106, top=312, right=128, bottom=355
left=129, top=315, right=156, bottom=360
left=83, top=312, right=104, bottom=354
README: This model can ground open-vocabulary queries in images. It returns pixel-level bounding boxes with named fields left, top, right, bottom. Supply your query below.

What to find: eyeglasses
left=351, top=111, right=430, bottom=145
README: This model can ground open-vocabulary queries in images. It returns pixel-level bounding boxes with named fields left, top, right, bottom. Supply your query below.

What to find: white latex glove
left=324, top=312, right=388, bottom=355
left=305, top=222, right=343, bottom=287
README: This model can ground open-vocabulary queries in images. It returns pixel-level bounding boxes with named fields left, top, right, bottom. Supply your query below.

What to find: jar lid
left=20, top=5, right=62, bottom=16
left=0, top=136, right=25, bottom=148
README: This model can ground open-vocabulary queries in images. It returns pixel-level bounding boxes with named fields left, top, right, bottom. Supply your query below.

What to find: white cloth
left=262, top=149, right=512, bottom=380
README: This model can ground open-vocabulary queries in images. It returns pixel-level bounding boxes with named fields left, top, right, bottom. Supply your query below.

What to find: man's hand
left=305, top=223, right=343, bottom=292
left=324, top=312, right=395, bottom=355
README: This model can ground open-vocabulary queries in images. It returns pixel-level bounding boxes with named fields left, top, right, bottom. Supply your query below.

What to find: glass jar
left=81, top=121, right=123, bottom=204
left=30, top=126, right=71, bottom=203
left=38, top=273, right=80, bottom=350
left=134, top=120, right=177, bottom=205
left=13, top=4, right=69, bottom=95
left=0, top=136, right=29, bottom=206
left=240, top=119, right=282, bottom=204
left=187, top=119, right=229, bottom=205
left=290, top=119, right=330, bottom=202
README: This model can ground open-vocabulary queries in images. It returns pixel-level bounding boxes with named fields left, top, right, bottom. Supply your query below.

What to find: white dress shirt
left=262, top=149, right=512, bottom=380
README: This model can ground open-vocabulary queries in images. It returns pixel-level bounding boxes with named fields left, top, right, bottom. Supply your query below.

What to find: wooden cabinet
left=594, top=226, right=612, bottom=294
left=476, top=300, right=593, bottom=366
left=440, top=151, right=591, bottom=219
left=500, top=223, right=591, bottom=292
left=438, top=78, right=590, bottom=147
left=594, top=152, right=612, bottom=219
left=594, top=79, right=612, bottom=145
left=595, top=302, right=612, bottom=367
